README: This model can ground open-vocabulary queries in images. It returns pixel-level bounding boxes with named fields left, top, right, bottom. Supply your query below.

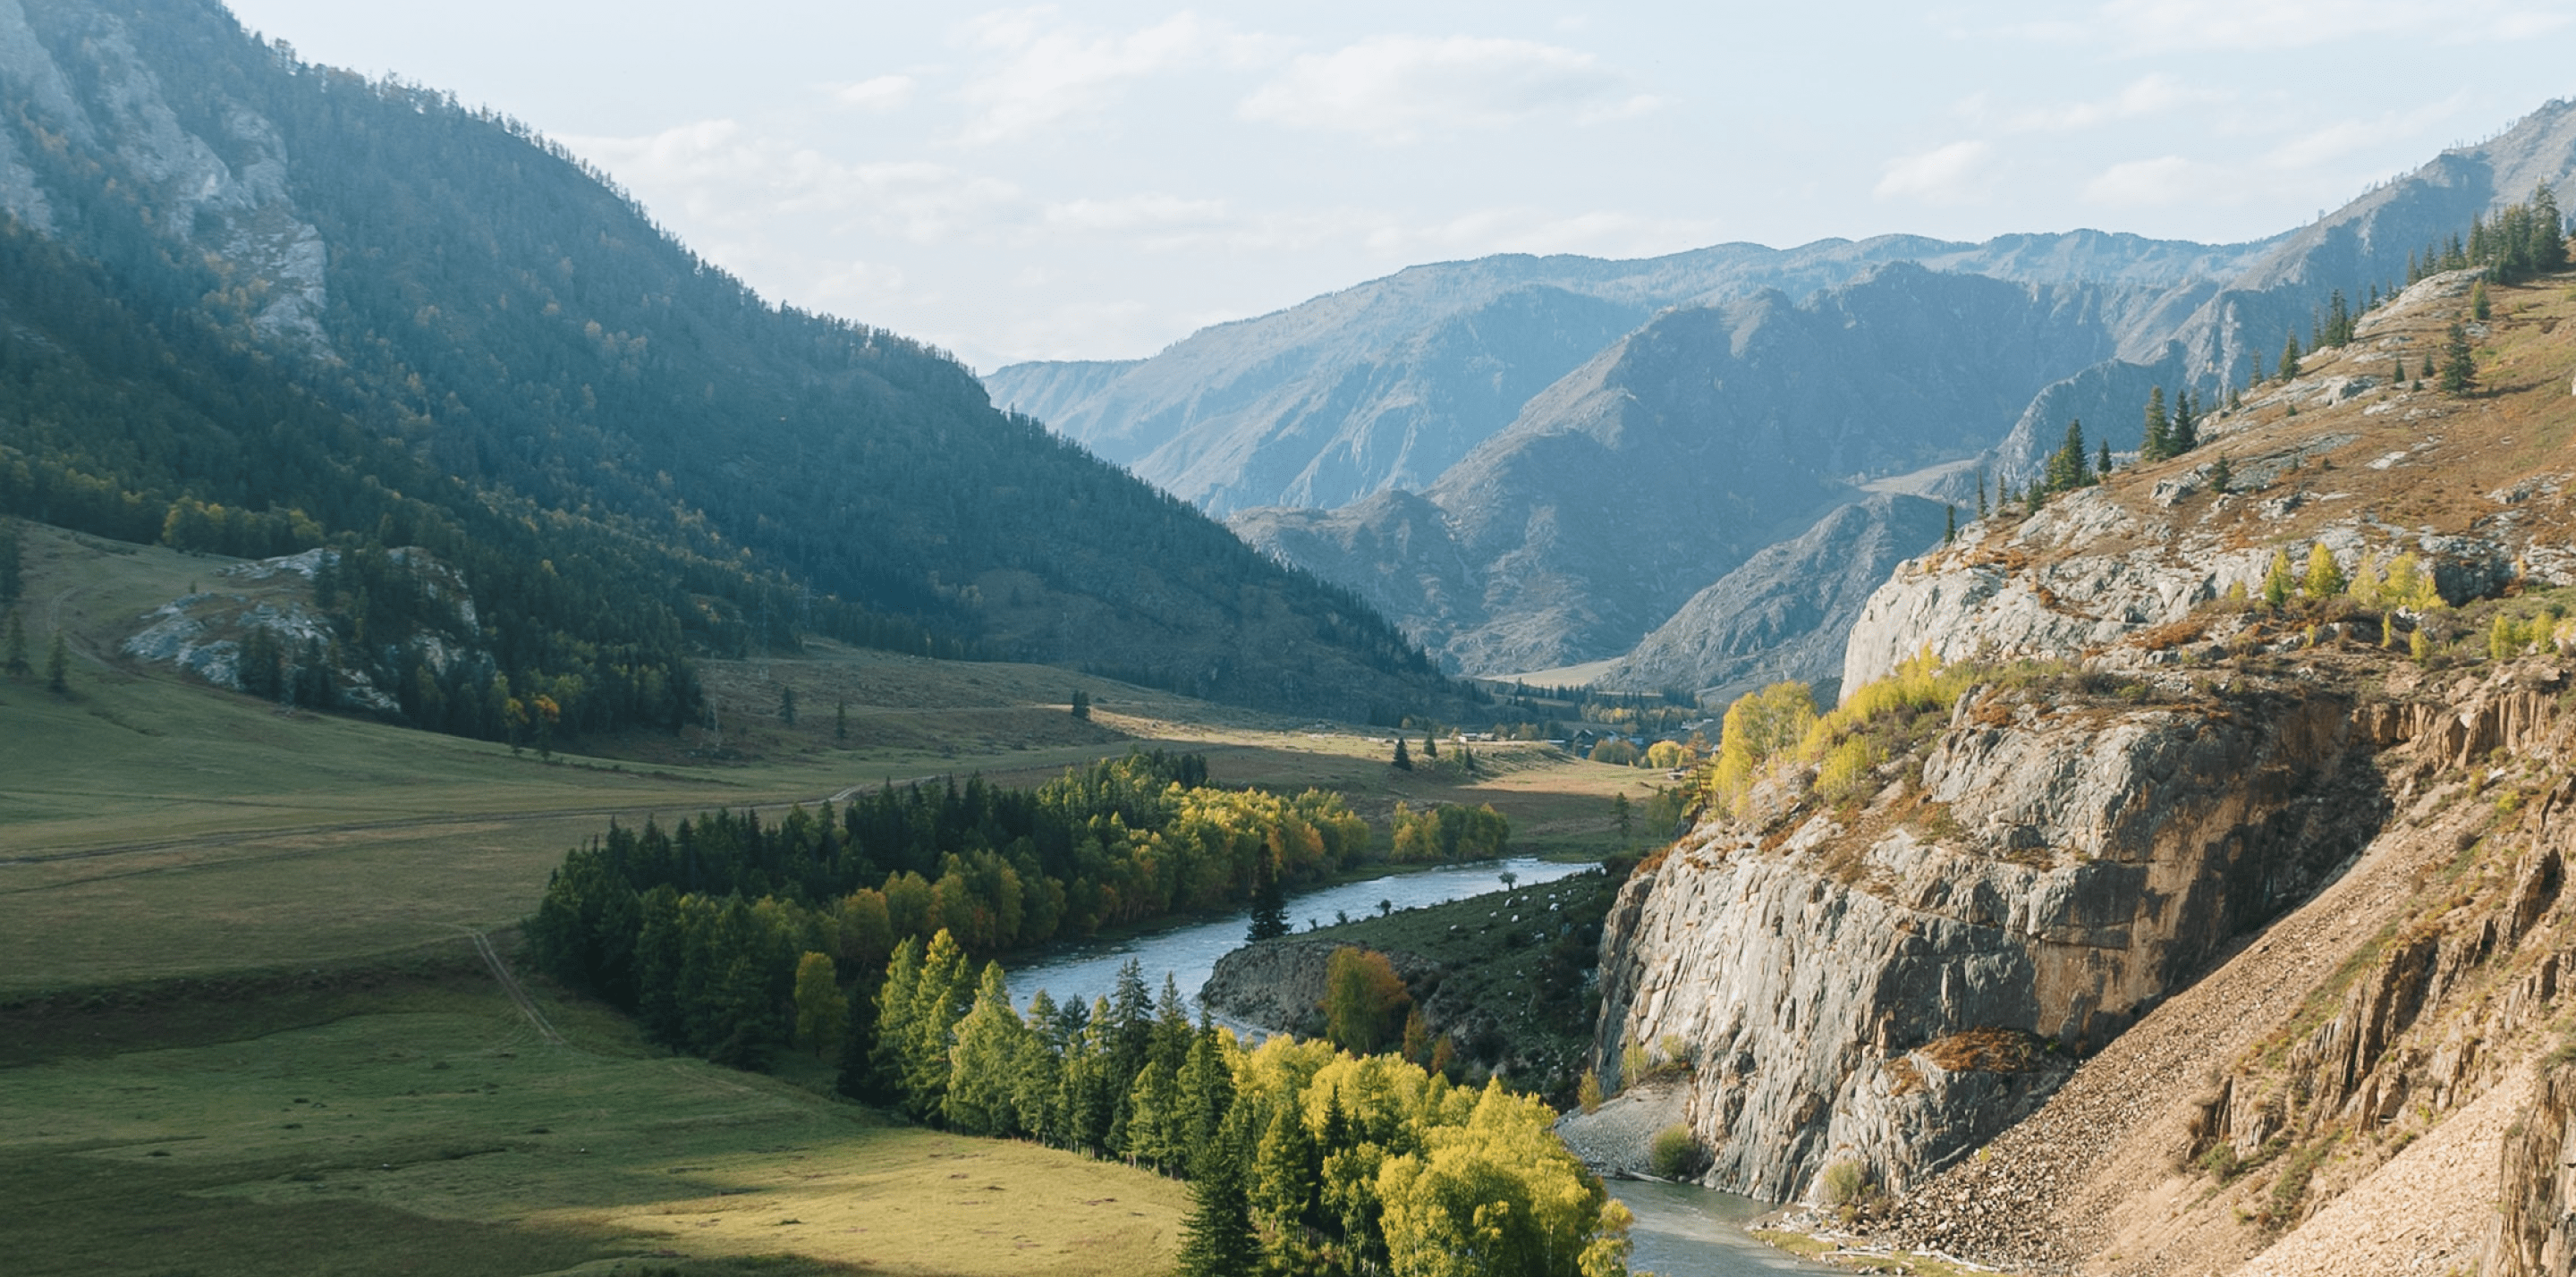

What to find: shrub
left=1577, top=1069, right=1603, bottom=1113
left=1817, top=1159, right=1872, bottom=1209
left=1648, top=1124, right=1703, bottom=1180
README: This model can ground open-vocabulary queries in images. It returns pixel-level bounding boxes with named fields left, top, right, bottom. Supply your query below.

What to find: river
left=1004, top=856, right=1831, bottom=1275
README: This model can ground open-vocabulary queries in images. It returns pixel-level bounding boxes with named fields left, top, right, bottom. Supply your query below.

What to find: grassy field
left=0, top=943, right=1188, bottom=1277
left=1, top=520, right=1661, bottom=995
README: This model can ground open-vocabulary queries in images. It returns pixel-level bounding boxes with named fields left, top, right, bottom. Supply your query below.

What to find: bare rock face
left=1591, top=680, right=2387, bottom=1202
left=2492, top=1060, right=2576, bottom=1277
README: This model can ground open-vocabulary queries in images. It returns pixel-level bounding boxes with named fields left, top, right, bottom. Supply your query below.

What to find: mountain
left=984, top=231, right=2277, bottom=516
left=1234, top=263, right=2154, bottom=672
left=1590, top=493, right=1949, bottom=704
left=0, top=0, right=1459, bottom=726
left=1989, top=97, right=2576, bottom=486
left=1574, top=261, right=2576, bottom=1273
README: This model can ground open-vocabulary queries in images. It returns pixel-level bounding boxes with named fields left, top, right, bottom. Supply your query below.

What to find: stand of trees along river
left=530, top=749, right=1622, bottom=1274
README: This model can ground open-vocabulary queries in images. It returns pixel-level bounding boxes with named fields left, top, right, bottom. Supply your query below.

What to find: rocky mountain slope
left=1590, top=493, right=1948, bottom=704
left=1234, top=264, right=2149, bottom=672
left=1580, top=266, right=2576, bottom=1273
left=0, top=0, right=1460, bottom=723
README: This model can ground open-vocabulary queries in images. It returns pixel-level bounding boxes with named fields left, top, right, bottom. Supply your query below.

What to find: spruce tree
left=2208, top=454, right=2233, bottom=495
left=1943, top=505, right=1956, bottom=545
left=2472, top=280, right=2491, bottom=321
left=2140, top=386, right=2169, bottom=461
left=1177, top=1123, right=1258, bottom=1277
left=1391, top=738, right=1411, bottom=771
left=2441, top=322, right=2475, bottom=395
left=2044, top=419, right=2089, bottom=493
left=1975, top=470, right=1988, bottom=519
left=2169, top=391, right=2199, bottom=454
left=1247, top=851, right=1290, bottom=942
left=2097, top=439, right=2113, bottom=477
left=2278, top=332, right=2301, bottom=381
left=46, top=630, right=68, bottom=694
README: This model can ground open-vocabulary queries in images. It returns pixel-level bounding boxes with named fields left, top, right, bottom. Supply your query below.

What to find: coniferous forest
left=0, top=0, right=1464, bottom=742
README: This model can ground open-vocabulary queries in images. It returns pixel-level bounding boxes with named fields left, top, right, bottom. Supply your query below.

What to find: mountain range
left=988, top=99, right=2576, bottom=697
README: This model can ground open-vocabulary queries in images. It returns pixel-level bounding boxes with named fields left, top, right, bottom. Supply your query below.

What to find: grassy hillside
left=1, top=946, right=1186, bottom=1277
left=0, top=523, right=1657, bottom=996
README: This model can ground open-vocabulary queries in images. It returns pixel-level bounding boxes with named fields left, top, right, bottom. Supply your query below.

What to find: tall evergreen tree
left=1391, top=738, right=1411, bottom=771
left=2442, top=322, right=2476, bottom=395
left=1974, top=469, right=1988, bottom=520
left=46, top=630, right=68, bottom=695
left=943, top=961, right=1028, bottom=1137
left=2140, top=386, right=2169, bottom=460
left=1247, top=850, right=1291, bottom=942
left=2097, top=439, right=2113, bottom=477
left=2278, top=332, right=2302, bottom=381
left=1943, top=505, right=1956, bottom=545
left=2169, top=390, right=2199, bottom=455
left=2043, top=419, right=2089, bottom=493
left=1177, top=1122, right=1258, bottom=1277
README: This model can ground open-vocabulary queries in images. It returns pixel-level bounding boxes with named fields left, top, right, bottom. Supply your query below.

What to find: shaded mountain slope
left=0, top=0, right=1459, bottom=722
left=1592, top=494, right=1948, bottom=705
left=1237, top=264, right=2139, bottom=672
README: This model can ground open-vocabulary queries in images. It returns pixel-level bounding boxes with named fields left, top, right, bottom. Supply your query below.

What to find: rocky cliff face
left=1590, top=669, right=2386, bottom=1201
left=1623, top=267, right=2576, bottom=1273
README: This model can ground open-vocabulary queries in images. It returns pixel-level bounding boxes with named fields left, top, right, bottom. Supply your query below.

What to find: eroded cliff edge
left=1589, top=666, right=2389, bottom=1202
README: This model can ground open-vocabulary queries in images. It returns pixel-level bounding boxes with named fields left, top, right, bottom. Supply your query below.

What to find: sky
left=219, top=0, right=2576, bottom=371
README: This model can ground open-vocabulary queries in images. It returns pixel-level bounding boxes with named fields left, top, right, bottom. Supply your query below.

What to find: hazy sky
left=220, top=1, right=2576, bottom=370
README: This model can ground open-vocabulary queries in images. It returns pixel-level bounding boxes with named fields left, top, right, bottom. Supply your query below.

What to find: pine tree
left=2278, top=331, right=2302, bottom=381
left=1975, top=470, right=1988, bottom=519
left=2209, top=454, right=2233, bottom=495
left=2472, top=279, right=2491, bottom=320
left=1068, top=688, right=1090, bottom=720
left=2140, top=386, right=2169, bottom=461
left=46, top=630, right=68, bottom=694
left=1391, top=738, right=1411, bottom=771
left=1247, top=850, right=1290, bottom=942
left=2097, top=439, right=2113, bottom=477
left=1943, top=504, right=1956, bottom=545
left=2441, top=322, right=2475, bottom=395
left=944, top=961, right=1028, bottom=1137
left=1177, top=1122, right=1258, bottom=1277
left=1421, top=731, right=1436, bottom=759
left=2044, top=419, right=2089, bottom=493
left=2169, top=391, right=2199, bottom=455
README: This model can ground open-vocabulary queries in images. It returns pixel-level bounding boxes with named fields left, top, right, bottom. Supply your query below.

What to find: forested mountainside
left=0, top=0, right=1459, bottom=730
left=984, top=229, right=2275, bottom=516
left=1233, top=265, right=2141, bottom=673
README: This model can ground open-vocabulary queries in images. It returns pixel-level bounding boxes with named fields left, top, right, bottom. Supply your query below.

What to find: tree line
left=528, top=751, right=1374, bottom=1064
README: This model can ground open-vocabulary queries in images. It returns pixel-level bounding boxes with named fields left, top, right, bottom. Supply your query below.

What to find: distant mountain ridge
left=985, top=229, right=2280, bottom=517
left=990, top=100, right=2576, bottom=693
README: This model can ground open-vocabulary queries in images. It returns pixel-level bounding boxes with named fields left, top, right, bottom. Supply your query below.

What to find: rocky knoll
left=1590, top=669, right=2387, bottom=1202
left=1199, top=936, right=1438, bottom=1040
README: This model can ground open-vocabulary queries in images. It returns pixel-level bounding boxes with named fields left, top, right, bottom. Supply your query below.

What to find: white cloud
left=1977, top=73, right=2230, bottom=132
left=2089, top=0, right=2572, bottom=51
left=1239, top=35, right=1656, bottom=143
left=565, top=120, right=1025, bottom=243
left=2082, top=155, right=2210, bottom=206
left=1874, top=140, right=1995, bottom=205
left=954, top=9, right=1267, bottom=145
left=835, top=74, right=917, bottom=112
left=1044, top=193, right=1231, bottom=233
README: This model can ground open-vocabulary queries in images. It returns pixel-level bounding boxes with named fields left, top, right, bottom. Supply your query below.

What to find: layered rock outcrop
left=1591, top=676, right=2388, bottom=1201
